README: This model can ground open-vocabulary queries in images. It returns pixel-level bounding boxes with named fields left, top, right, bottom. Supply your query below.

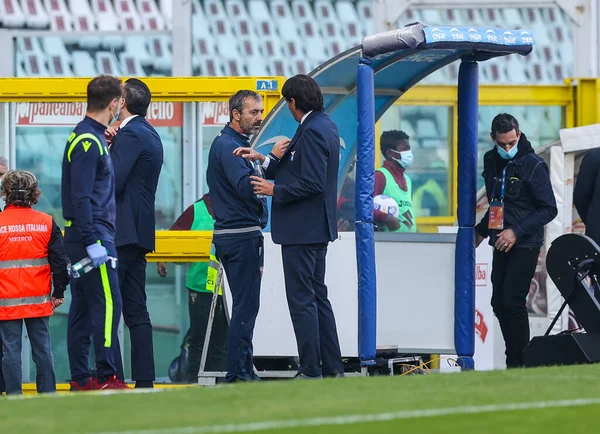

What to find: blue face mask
left=497, top=144, right=518, bottom=160
left=391, top=150, right=413, bottom=169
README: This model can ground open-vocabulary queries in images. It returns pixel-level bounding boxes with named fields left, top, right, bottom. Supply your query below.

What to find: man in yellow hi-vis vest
left=158, top=194, right=228, bottom=382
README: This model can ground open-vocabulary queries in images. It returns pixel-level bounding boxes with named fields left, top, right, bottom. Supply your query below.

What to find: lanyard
left=493, top=166, right=508, bottom=202
left=500, top=167, right=507, bottom=201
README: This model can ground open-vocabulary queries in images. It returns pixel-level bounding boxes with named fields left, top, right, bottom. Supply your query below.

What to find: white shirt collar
left=119, top=114, right=139, bottom=129
left=300, top=110, right=313, bottom=125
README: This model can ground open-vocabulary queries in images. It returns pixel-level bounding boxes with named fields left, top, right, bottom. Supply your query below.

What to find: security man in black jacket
left=574, top=149, right=600, bottom=245
left=476, top=113, right=557, bottom=368
left=206, top=90, right=267, bottom=383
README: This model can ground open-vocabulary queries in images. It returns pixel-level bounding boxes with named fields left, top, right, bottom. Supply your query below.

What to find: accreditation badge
left=488, top=201, right=504, bottom=230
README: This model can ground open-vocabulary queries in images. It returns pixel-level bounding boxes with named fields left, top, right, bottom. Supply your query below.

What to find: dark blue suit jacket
left=266, top=111, right=339, bottom=245
left=110, top=116, right=164, bottom=252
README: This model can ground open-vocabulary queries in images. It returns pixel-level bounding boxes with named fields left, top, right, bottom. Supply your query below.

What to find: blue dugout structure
left=251, top=22, right=534, bottom=370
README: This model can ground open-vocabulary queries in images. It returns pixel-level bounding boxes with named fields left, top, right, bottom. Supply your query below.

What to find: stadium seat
left=16, top=36, right=44, bottom=55
left=138, top=0, right=167, bottom=31
left=21, top=0, right=50, bottom=29
left=0, top=0, right=26, bottom=28
left=268, top=58, right=290, bottom=77
left=297, top=21, right=327, bottom=61
left=204, top=0, right=227, bottom=20
left=223, top=58, right=244, bottom=76
left=147, top=36, right=172, bottom=72
left=356, top=0, right=373, bottom=35
left=314, top=0, right=337, bottom=23
left=46, top=52, right=72, bottom=76
left=335, top=0, right=365, bottom=43
left=198, top=57, right=224, bottom=76
left=226, top=0, right=249, bottom=20
left=43, top=0, right=73, bottom=31
left=123, top=35, right=152, bottom=65
left=70, top=0, right=101, bottom=48
left=119, top=52, right=145, bottom=76
left=22, top=53, right=50, bottom=77
left=291, top=0, right=316, bottom=22
left=114, top=0, right=143, bottom=31
left=71, top=51, right=98, bottom=76
left=89, top=0, right=125, bottom=50
left=95, top=51, right=123, bottom=76
left=210, top=18, right=239, bottom=57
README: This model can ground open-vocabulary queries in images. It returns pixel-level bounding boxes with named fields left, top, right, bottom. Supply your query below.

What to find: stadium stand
left=2, top=1, right=573, bottom=83
left=2, top=0, right=571, bottom=152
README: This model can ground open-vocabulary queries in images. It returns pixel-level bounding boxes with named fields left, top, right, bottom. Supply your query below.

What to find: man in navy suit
left=237, top=75, right=344, bottom=379
left=107, top=78, right=164, bottom=388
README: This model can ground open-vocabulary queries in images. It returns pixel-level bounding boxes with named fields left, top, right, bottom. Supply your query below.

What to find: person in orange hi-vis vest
left=0, top=170, right=69, bottom=395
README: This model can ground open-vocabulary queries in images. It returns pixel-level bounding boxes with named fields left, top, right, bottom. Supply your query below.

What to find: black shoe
left=135, top=381, right=154, bottom=388
left=293, top=372, right=323, bottom=380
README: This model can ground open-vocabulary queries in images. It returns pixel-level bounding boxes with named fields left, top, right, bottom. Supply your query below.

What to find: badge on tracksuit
left=488, top=167, right=507, bottom=231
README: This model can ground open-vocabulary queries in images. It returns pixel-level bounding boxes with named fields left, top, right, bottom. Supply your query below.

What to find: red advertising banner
left=15, top=102, right=183, bottom=127
left=202, top=102, right=229, bottom=126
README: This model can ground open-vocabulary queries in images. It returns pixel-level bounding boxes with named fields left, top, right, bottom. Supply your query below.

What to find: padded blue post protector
left=454, top=59, right=479, bottom=371
left=356, top=57, right=377, bottom=365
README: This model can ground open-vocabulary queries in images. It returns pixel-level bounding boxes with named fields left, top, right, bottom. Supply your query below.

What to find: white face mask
left=110, top=101, right=121, bottom=125
left=390, top=149, right=413, bottom=169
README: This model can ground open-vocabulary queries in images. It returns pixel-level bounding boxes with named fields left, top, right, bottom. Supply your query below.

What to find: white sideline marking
left=95, top=397, right=600, bottom=434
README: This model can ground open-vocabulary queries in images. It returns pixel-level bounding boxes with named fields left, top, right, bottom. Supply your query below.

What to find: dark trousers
left=0, top=336, right=4, bottom=393
left=491, top=246, right=540, bottom=368
left=116, top=244, right=155, bottom=383
left=0, top=317, right=56, bottom=395
left=181, top=291, right=229, bottom=381
left=66, top=241, right=122, bottom=383
left=281, top=243, right=343, bottom=378
left=214, top=236, right=263, bottom=382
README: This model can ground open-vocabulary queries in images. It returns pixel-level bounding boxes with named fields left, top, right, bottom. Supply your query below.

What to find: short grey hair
left=229, top=90, right=262, bottom=121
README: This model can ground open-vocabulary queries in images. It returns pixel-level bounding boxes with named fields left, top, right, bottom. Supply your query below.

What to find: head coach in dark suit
left=241, top=75, right=344, bottom=379
left=106, top=78, right=164, bottom=388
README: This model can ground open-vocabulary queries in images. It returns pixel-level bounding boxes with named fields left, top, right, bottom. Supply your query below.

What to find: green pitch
left=2, top=364, right=600, bottom=434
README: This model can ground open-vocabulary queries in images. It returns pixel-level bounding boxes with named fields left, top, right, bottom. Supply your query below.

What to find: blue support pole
left=455, top=58, right=478, bottom=371
left=356, top=57, right=377, bottom=366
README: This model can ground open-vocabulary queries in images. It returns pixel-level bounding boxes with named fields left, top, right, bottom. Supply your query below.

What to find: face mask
left=496, top=144, right=518, bottom=160
left=391, top=150, right=413, bottom=169
left=110, top=103, right=121, bottom=126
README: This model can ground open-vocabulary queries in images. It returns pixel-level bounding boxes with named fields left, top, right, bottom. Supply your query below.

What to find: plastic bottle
left=68, top=256, right=118, bottom=278
left=68, top=257, right=94, bottom=279
left=253, top=160, right=266, bottom=199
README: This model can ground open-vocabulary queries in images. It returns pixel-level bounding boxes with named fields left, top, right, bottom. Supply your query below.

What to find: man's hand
left=495, top=229, right=517, bottom=252
left=51, top=297, right=64, bottom=309
left=105, top=126, right=119, bottom=146
left=250, top=176, right=274, bottom=196
left=233, top=147, right=265, bottom=163
left=271, top=138, right=290, bottom=159
left=157, top=262, right=168, bottom=277
left=476, top=232, right=486, bottom=248
left=86, top=243, right=109, bottom=267
left=337, top=218, right=350, bottom=232
left=385, top=215, right=401, bottom=231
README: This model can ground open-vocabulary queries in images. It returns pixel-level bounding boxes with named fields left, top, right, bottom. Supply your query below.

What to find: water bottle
left=68, top=256, right=118, bottom=278
left=252, top=160, right=266, bottom=199
left=68, top=257, right=94, bottom=279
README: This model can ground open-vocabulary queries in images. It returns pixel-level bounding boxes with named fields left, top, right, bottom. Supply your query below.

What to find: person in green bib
left=374, top=130, right=417, bottom=232
left=157, top=194, right=229, bottom=382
